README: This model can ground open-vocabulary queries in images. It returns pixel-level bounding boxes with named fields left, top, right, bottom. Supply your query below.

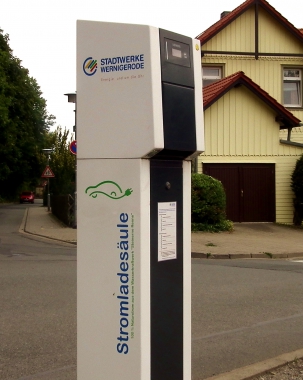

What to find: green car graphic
left=85, top=180, right=133, bottom=199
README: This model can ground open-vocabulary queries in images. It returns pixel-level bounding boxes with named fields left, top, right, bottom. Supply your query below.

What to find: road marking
left=192, top=312, right=303, bottom=341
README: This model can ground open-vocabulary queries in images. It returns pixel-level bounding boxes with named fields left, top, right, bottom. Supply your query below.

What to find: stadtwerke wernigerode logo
left=83, top=57, right=98, bottom=76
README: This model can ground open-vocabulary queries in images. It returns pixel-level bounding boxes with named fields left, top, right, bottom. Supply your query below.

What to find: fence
left=50, top=194, right=74, bottom=227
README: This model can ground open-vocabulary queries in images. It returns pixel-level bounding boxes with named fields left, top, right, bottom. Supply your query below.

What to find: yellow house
left=196, top=0, right=303, bottom=223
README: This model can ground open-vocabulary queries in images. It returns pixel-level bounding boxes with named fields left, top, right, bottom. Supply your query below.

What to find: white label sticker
left=158, top=202, right=177, bottom=261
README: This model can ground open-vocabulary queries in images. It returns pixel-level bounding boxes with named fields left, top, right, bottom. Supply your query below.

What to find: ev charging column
left=77, top=20, right=204, bottom=380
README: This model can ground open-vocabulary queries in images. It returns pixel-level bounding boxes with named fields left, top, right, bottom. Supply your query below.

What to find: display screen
left=165, top=38, right=191, bottom=67
left=172, top=48, right=182, bottom=58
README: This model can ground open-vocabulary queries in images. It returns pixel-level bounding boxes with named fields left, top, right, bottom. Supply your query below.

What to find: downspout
left=287, top=127, right=292, bottom=141
left=255, top=1, right=259, bottom=60
left=194, top=157, right=198, bottom=173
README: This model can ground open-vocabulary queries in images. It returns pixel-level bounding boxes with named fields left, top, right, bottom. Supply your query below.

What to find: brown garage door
left=203, top=163, right=275, bottom=222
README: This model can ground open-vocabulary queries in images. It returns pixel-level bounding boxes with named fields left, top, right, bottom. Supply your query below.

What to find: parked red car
left=20, top=191, right=35, bottom=204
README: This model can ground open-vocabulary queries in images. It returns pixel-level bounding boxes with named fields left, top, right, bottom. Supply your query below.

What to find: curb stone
left=251, top=253, right=270, bottom=259
left=287, top=252, right=303, bottom=258
left=203, top=348, right=303, bottom=380
left=209, top=254, right=231, bottom=259
left=18, top=207, right=28, bottom=234
left=271, top=253, right=288, bottom=259
left=229, top=253, right=252, bottom=259
left=191, top=252, right=303, bottom=260
left=19, top=208, right=77, bottom=246
left=191, top=252, right=209, bottom=259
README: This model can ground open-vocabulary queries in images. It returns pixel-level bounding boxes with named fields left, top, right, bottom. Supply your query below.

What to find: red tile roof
left=203, top=71, right=301, bottom=128
left=196, top=0, right=303, bottom=45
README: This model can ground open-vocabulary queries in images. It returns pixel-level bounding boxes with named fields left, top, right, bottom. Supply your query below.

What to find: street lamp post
left=42, top=148, right=53, bottom=212
left=64, top=92, right=77, bottom=228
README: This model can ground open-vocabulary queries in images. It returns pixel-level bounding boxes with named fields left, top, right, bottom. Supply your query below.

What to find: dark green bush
left=291, top=154, right=303, bottom=226
left=191, top=173, right=233, bottom=232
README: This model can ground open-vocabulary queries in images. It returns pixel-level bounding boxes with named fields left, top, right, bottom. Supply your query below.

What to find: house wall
left=202, top=7, right=255, bottom=52
left=199, top=5, right=303, bottom=223
left=259, top=9, right=303, bottom=54
left=202, top=7, right=303, bottom=122
left=202, top=7, right=303, bottom=55
left=280, top=126, right=303, bottom=144
left=202, top=55, right=303, bottom=122
left=199, top=87, right=303, bottom=223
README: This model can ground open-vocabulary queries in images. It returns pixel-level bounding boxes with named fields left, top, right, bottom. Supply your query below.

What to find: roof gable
left=203, top=71, right=301, bottom=128
left=196, top=0, right=303, bottom=46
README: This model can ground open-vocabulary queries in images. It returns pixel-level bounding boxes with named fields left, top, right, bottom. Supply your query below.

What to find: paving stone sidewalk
left=22, top=206, right=77, bottom=244
left=192, top=222, right=303, bottom=259
left=23, top=206, right=303, bottom=259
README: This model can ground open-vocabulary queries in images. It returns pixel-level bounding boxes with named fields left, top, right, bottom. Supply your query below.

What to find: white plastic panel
left=192, top=38, right=205, bottom=155
left=77, top=158, right=150, bottom=379
left=77, top=21, right=163, bottom=159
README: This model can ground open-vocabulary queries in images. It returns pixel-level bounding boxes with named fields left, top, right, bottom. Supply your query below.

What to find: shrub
left=191, top=220, right=233, bottom=232
left=291, top=154, right=303, bottom=226
left=191, top=173, right=233, bottom=232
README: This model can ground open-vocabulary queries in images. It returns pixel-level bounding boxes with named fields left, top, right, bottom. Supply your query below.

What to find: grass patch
left=263, top=252, right=273, bottom=258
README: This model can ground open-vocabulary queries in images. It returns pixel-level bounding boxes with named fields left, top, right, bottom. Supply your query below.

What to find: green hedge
left=191, top=173, right=233, bottom=232
left=291, top=154, right=303, bottom=226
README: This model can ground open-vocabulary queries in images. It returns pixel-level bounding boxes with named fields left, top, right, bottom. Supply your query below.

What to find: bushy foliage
left=44, top=126, right=75, bottom=196
left=0, top=30, right=54, bottom=199
left=191, top=219, right=233, bottom=232
left=191, top=173, right=226, bottom=223
left=291, top=154, right=303, bottom=225
left=191, top=173, right=233, bottom=232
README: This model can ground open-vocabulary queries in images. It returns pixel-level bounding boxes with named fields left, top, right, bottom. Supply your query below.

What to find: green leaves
left=291, top=154, right=303, bottom=225
left=291, top=154, right=303, bottom=201
left=191, top=173, right=232, bottom=232
left=45, top=126, right=75, bottom=196
left=0, top=29, right=55, bottom=199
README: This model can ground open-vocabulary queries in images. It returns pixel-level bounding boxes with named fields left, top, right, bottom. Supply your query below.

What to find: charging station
left=77, top=20, right=204, bottom=379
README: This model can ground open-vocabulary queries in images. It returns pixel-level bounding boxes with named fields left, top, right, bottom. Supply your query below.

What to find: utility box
left=77, top=20, right=204, bottom=380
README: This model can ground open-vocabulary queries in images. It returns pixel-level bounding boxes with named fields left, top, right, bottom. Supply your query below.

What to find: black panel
left=157, top=83, right=196, bottom=159
left=159, top=29, right=194, bottom=87
left=164, top=38, right=191, bottom=67
left=157, top=29, right=197, bottom=160
left=150, top=160, right=183, bottom=380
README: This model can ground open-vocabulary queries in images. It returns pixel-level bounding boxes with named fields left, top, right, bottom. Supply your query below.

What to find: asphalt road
left=192, top=259, right=303, bottom=379
left=1, top=203, right=303, bottom=380
left=0, top=202, right=76, bottom=380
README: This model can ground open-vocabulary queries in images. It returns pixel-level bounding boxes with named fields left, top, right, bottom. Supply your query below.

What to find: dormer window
left=202, top=66, right=222, bottom=87
left=283, top=68, right=302, bottom=107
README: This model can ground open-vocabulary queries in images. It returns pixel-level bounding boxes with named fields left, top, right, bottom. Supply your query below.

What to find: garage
left=203, top=163, right=276, bottom=222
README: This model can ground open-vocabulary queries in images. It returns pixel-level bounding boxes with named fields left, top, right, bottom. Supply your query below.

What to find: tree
left=291, top=154, right=303, bottom=226
left=0, top=29, right=54, bottom=199
left=44, top=126, right=75, bottom=196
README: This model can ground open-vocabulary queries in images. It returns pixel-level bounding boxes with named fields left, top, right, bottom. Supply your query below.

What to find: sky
left=1, top=0, right=302, bottom=137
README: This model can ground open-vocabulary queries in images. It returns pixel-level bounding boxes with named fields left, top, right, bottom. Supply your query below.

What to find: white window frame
left=202, top=66, right=223, bottom=87
left=283, top=68, right=302, bottom=108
